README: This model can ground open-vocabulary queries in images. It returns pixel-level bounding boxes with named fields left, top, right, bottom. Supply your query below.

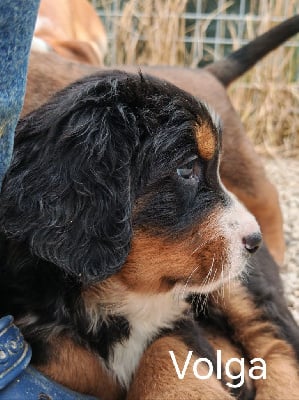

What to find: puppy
left=1, top=71, right=299, bottom=400
left=23, top=15, right=299, bottom=265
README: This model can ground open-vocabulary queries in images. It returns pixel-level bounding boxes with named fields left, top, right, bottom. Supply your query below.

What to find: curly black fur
left=0, top=71, right=216, bottom=283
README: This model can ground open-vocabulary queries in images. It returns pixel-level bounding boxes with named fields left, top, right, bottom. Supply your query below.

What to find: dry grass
left=116, top=0, right=188, bottom=65
left=230, top=72, right=299, bottom=155
left=97, top=0, right=299, bottom=153
left=227, top=1, right=299, bottom=154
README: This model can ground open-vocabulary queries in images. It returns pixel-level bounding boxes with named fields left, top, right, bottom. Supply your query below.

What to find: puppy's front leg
left=218, top=283, right=299, bottom=400
left=127, top=335, right=235, bottom=400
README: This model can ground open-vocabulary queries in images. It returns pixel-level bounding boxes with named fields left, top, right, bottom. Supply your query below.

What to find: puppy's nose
left=242, top=232, right=262, bottom=254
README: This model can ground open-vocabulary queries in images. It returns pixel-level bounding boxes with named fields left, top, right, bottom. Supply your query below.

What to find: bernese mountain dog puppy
left=0, top=71, right=298, bottom=400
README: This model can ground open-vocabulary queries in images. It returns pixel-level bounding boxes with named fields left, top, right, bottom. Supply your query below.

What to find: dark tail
left=205, top=15, right=299, bottom=87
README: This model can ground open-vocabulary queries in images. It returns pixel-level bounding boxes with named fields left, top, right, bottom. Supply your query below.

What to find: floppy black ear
left=0, top=80, right=139, bottom=283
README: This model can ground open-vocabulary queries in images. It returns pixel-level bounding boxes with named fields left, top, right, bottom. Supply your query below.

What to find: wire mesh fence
left=91, top=0, right=299, bottom=79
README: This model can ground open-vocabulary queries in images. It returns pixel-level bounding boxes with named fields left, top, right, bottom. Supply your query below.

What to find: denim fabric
left=0, top=0, right=40, bottom=188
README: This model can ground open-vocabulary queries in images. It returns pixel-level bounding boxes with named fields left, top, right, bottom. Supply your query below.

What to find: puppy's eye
left=177, top=156, right=200, bottom=182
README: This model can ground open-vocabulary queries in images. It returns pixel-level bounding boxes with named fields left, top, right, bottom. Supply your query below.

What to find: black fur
left=243, top=245, right=299, bottom=360
left=206, top=15, right=299, bottom=86
left=0, top=70, right=227, bottom=366
left=0, top=71, right=224, bottom=284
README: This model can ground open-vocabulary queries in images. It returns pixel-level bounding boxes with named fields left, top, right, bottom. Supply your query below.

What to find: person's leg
left=0, top=0, right=40, bottom=187
left=0, top=0, right=40, bottom=390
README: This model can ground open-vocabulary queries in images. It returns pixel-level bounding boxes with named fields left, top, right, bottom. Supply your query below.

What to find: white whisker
left=181, top=264, right=201, bottom=299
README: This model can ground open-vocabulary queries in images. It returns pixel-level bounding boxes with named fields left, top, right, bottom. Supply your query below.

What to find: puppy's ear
left=0, top=86, right=139, bottom=283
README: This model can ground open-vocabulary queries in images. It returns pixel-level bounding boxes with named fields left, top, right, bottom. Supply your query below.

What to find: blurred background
left=91, top=0, right=299, bottom=153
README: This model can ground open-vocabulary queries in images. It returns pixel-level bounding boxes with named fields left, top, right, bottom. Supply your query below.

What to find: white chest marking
left=107, top=286, right=189, bottom=389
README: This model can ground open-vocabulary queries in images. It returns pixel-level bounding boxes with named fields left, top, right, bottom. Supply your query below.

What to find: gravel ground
left=263, top=157, right=299, bottom=323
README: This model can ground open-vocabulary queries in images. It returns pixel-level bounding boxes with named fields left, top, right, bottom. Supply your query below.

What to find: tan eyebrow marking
left=195, top=122, right=216, bottom=160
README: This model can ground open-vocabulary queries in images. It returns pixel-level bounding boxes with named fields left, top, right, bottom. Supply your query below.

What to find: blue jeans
left=0, top=4, right=100, bottom=398
left=0, top=0, right=40, bottom=187
left=0, top=0, right=40, bottom=391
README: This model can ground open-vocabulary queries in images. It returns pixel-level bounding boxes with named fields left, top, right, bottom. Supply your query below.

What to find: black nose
left=242, top=232, right=262, bottom=254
